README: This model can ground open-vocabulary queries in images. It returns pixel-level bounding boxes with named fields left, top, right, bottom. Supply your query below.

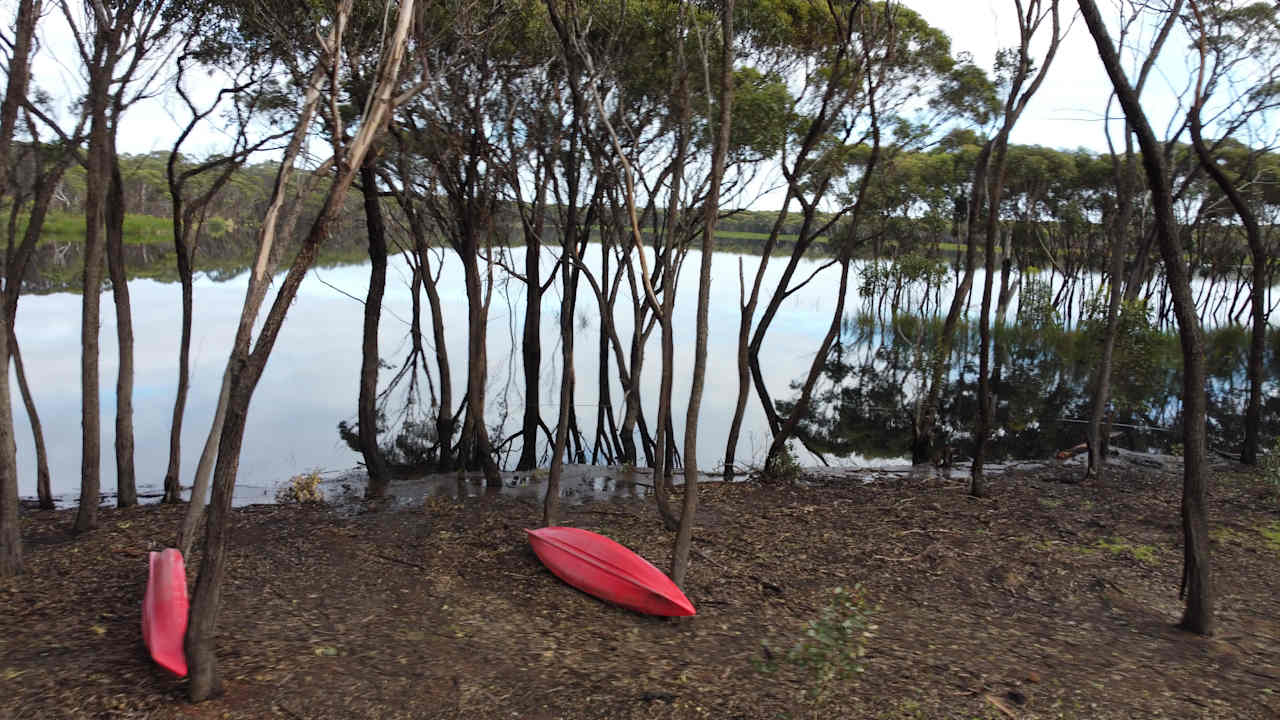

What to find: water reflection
left=10, top=239, right=1278, bottom=505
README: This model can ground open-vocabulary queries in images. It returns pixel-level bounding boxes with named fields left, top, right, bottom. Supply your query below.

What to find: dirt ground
left=2, top=457, right=1278, bottom=719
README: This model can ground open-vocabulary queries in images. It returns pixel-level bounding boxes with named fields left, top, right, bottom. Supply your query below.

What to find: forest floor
left=2, top=454, right=1279, bottom=720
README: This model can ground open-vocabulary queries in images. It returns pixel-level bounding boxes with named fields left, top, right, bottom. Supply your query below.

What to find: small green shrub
left=762, top=445, right=805, bottom=484
left=762, top=585, right=877, bottom=704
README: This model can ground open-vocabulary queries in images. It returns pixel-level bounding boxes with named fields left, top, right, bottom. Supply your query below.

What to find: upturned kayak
left=142, top=548, right=189, bottom=676
left=525, top=527, right=695, bottom=617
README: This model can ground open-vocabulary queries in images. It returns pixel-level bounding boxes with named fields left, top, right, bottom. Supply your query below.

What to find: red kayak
left=142, top=548, right=189, bottom=676
left=525, top=527, right=695, bottom=617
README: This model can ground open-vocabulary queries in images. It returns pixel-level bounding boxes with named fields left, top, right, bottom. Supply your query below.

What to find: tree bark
left=0, top=314, right=18, bottom=575
left=1078, top=0, right=1212, bottom=635
left=162, top=201, right=196, bottom=504
left=105, top=152, right=137, bottom=507
left=75, top=63, right=111, bottom=534
left=359, top=158, right=392, bottom=498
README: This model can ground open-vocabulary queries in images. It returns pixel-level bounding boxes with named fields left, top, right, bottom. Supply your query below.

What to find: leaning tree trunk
left=1078, top=0, right=1212, bottom=635
left=10, top=334, right=51, bottom=509
left=105, top=153, right=137, bottom=507
left=359, top=159, right=392, bottom=498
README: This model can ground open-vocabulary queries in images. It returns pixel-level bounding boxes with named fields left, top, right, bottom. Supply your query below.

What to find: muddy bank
left=2, top=458, right=1277, bottom=719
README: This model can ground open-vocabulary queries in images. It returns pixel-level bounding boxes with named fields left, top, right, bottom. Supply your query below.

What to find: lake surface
left=11, top=243, right=1277, bottom=504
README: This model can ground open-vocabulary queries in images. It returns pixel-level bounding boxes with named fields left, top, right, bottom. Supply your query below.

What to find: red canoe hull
left=526, top=527, right=695, bottom=617
left=142, top=548, right=189, bottom=677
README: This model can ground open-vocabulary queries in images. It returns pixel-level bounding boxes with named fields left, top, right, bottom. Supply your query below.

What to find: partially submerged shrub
left=276, top=471, right=325, bottom=504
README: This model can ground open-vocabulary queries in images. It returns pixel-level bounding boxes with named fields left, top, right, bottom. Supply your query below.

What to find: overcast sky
left=28, top=1, right=1204, bottom=159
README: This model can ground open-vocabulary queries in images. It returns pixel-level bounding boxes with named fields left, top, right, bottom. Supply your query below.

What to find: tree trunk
left=0, top=316, right=18, bottom=576
left=459, top=251, right=500, bottom=484
left=75, top=69, right=110, bottom=534
left=10, top=333, right=51, bottom=509
left=162, top=214, right=196, bottom=504
left=1078, top=0, right=1212, bottom=635
left=517, top=183, right=545, bottom=471
left=359, top=159, right=392, bottom=498
left=105, top=153, right=137, bottom=508
left=418, top=238, right=454, bottom=467
left=973, top=143, right=1010, bottom=498
left=673, top=0, right=732, bottom=587
left=544, top=255, right=574, bottom=526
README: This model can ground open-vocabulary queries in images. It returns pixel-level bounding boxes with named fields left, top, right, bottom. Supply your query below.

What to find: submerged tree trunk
left=105, top=153, right=137, bottom=507
left=359, top=159, right=392, bottom=498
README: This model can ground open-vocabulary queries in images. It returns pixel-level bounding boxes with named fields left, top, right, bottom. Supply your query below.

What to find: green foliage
left=1262, top=436, right=1280, bottom=503
left=761, top=585, right=876, bottom=704
left=1080, top=295, right=1171, bottom=413
left=1094, top=537, right=1159, bottom=565
left=761, top=444, right=805, bottom=484
left=276, top=471, right=325, bottom=504
left=728, top=67, right=793, bottom=160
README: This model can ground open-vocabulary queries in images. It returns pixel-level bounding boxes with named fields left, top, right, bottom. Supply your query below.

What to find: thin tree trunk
left=544, top=256, right=574, bottom=526
left=178, top=59, right=332, bottom=555
left=75, top=69, right=110, bottom=534
left=10, top=333, right=51, bottom=509
left=359, top=159, right=392, bottom=498
left=105, top=153, right=137, bottom=507
left=973, top=144, right=1010, bottom=498
left=673, top=0, right=733, bottom=586
left=0, top=319, right=16, bottom=574
left=162, top=214, right=195, bottom=504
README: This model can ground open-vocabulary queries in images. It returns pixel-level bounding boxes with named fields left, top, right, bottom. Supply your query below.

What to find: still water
left=11, top=244, right=1276, bottom=503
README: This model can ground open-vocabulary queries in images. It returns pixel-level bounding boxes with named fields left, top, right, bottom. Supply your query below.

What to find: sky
left=24, top=1, right=1205, bottom=160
